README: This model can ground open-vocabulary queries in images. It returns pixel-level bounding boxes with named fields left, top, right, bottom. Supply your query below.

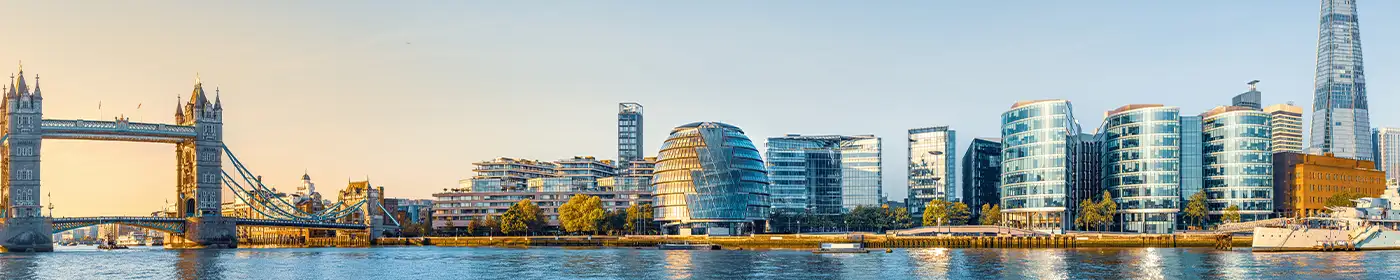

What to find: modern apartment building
left=1374, top=128, right=1400, bottom=181
left=465, top=158, right=559, bottom=192
left=765, top=134, right=882, bottom=215
left=618, top=102, right=644, bottom=169
left=908, top=126, right=956, bottom=220
left=1265, top=103, right=1305, bottom=154
left=432, top=190, right=652, bottom=230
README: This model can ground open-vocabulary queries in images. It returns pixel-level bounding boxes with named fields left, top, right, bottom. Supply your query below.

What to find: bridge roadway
left=39, top=119, right=198, bottom=143
left=51, top=216, right=368, bottom=235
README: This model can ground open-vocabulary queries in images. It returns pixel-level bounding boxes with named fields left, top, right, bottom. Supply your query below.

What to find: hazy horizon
left=4, top=1, right=1399, bottom=216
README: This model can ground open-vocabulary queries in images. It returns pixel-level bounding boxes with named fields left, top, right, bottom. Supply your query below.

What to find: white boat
left=146, top=234, right=164, bottom=246
left=116, top=232, right=147, bottom=247
left=814, top=243, right=869, bottom=254
left=1253, top=186, right=1400, bottom=251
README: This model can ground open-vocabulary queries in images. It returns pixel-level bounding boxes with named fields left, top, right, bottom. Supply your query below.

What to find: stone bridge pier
left=0, top=217, right=53, bottom=252
left=167, top=217, right=238, bottom=249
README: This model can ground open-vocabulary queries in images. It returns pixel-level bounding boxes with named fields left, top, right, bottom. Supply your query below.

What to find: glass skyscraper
left=1001, top=100, right=1079, bottom=232
left=652, top=122, right=770, bottom=235
left=764, top=134, right=881, bottom=215
left=1202, top=106, right=1273, bottom=222
left=1374, top=128, right=1400, bottom=181
left=1102, top=105, right=1181, bottom=233
left=1309, top=0, right=1374, bottom=160
left=908, top=126, right=955, bottom=220
left=618, top=102, right=644, bottom=169
left=961, top=137, right=1001, bottom=222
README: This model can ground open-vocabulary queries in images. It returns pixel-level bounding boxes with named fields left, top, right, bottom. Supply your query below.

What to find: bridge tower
left=0, top=65, right=53, bottom=252
left=170, top=78, right=236, bottom=248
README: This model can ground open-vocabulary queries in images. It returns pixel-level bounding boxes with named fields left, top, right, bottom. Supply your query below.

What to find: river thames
left=0, top=246, right=1393, bottom=279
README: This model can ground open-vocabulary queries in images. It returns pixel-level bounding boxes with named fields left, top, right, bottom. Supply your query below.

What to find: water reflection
left=175, top=250, right=225, bottom=280
left=0, top=252, right=39, bottom=279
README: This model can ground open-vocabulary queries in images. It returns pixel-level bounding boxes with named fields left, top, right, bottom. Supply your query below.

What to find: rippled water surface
left=1, top=246, right=1396, bottom=279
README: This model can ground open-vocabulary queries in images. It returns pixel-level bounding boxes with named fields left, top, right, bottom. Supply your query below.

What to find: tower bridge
left=0, top=65, right=394, bottom=252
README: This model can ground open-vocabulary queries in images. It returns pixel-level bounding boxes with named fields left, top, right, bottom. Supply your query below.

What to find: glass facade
left=1374, top=128, right=1400, bottom=181
left=652, top=122, right=770, bottom=235
left=618, top=102, right=644, bottom=169
left=764, top=135, right=880, bottom=215
left=1309, top=0, right=1373, bottom=160
left=908, top=126, right=955, bottom=220
left=961, top=137, right=1002, bottom=222
left=1202, top=107, right=1273, bottom=222
left=1068, top=133, right=1103, bottom=229
left=1001, top=100, right=1079, bottom=232
left=1179, top=115, right=1204, bottom=228
left=1102, top=105, right=1180, bottom=233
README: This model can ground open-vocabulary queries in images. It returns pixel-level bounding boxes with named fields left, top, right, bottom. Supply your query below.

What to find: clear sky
left=4, top=1, right=1399, bottom=216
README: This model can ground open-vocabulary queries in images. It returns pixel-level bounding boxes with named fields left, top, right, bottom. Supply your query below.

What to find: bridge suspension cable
left=221, top=146, right=367, bottom=222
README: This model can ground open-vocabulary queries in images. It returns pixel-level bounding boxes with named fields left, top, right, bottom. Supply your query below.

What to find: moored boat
left=1253, top=185, right=1400, bottom=251
left=658, top=242, right=720, bottom=250
left=814, top=243, right=869, bottom=254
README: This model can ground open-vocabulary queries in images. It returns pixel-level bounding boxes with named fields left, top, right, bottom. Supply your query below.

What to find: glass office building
left=1102, top=105, right=1181, bottom=233
left=618, top=103, right=644, bottom=169
left=1001, top=100, right=1079, bottom=232
left=961, top=137, right=1002, bottom=222
left=908, top=126, right=955, bottom=220
left=765, top=134, right=881, bottom=215
left=1309, top=0, right=1374, bottom=160
left=1202, top=106, right=1273, bottom=223
left=1179, top=115, right=1204, bottom=229
left=652, top=122, right=770, bottom=235
left=1374, top=128, right=1400, bottom=181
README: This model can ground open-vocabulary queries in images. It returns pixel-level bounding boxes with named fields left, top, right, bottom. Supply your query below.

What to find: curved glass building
left=1103, top=105, right=1180, bottom=233
left=1001, top=100, right=1079, bottom=232
left=652, top=122, right=771, bottom=235
left=1202, top=106, right=1273, bottom=222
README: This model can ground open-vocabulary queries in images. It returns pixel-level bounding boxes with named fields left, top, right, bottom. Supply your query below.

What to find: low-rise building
left=431, top=190, right=652, bottom=231
left=1273, top=152, right=1387, bottom=218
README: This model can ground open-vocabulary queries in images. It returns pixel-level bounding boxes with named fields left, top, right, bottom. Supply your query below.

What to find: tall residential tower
left=618, top=102, right=644, bottom=170
left=1309, top=0, right=1374, bottom=160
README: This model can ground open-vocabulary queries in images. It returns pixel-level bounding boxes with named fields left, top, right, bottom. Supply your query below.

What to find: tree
left=979, top=204, right=1002, bottom=226
left=445, top=219, right=458, bottom=236
left=1096, top=191, right=1117, bottom=231
left=466, top=218, right=480, bottom=236
left=624, top=203, right=656, bottom=235
left=886, top=207, right=913, bottom=230
left=1222, top=205, right=1242, bottom=224
left=1325, top=192, right=1367, bottom=208
left=948, top=202, right=971, bottom=225
left=1075, top=199, right=1099, bottom=231
left=560, top=194, right=606, bottom=234
left=601, top=209, right=627, bottom=235
left=923, top=200, right=948, bottom=226
left=844, top=206, right=885, bottom=232
left=1184, top=192, right=1208, bottom=230
left=501, top=199, right=543, bottom=235
left=481, top=215, right=501, bottom=235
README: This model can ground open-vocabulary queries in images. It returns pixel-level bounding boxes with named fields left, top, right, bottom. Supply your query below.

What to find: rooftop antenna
left=1247, top=80, right=1260, bottom=91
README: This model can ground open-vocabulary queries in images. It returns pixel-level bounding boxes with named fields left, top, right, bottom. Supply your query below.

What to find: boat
left=146, top=235, right=165, bottom=246
left=97, top=239, right=128, bottom=250
left=658, top=241, right=720, bottom=250
left=116, top=232, right=147, bottom=247
left=814, top=243, right=869, bottom=254
left=1253, top=185, right=1400, bottom=251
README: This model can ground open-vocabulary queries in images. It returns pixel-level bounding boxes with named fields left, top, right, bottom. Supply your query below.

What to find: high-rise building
left=1374, top=128, right=1400, bottom=181
left=1001, top=100, right=1080, bottom=232
left=1273, top=152, right=1385, bottom=218
left=765, top=134, right=882, bottom=215
left=1309, top=0, right=1374, bottom=160
left=1202, top=106, right=1273, bottom=223
left=1102, top=105, right=1181, bottom=233
left=1068, top=133, right=1104, bottom=230
left=618, top=102, right=644, bottom=169
left=961, top=137, right=1001, bottom=222
left=1232, top=81, right=1263, bottom=110
left=908, top=126, right=955, bottom=220
left=653, top=122, right=770, bottom=236
left=1265, top=103, right=1305, bottom=153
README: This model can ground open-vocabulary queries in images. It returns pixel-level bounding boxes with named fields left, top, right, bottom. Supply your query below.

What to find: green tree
left=625, top=204, right=643, bottom=234
left=465, top=218, right=479, bottom=236
left=1075, top=199, right=1099, bottom=231
left=886, top=207, right=913, bottom=230
left=979, top=204, right=1003, bottom=226
left=501, top=199, right=543, bottom=235
left=844, top=206, right=885, bottom=232
left=1184, top=192, right=1208, bottom=230
left=1325, top=192, right=1367, bottom=208
left=1222, top=205, right=1242, bottom=224
left=445, top=219, right=458, bottom=236
left=560, top=194, right=607, bottom=234
left=948, top=202, right=971, bottom=225
left=601, top=209, right=627, bottom=235
left=1096, top=191, right=1117, bottom=231
left=922, top=200, right=948, bottom=226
